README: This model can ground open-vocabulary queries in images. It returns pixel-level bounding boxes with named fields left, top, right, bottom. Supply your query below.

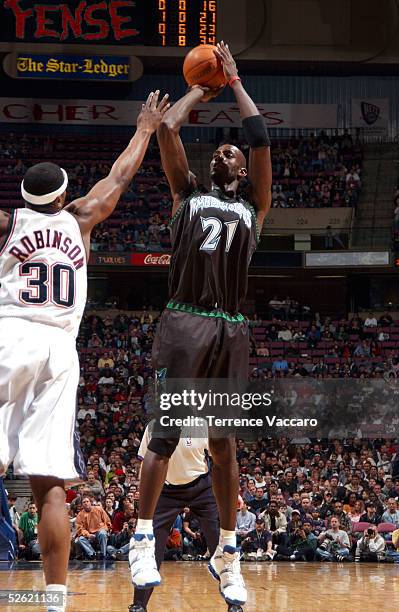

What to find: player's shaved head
left=210, top=143, right=247, bottom=189
left=219, top=144, right=247, bottom=168
left=231, top=145, right=247, bottom=168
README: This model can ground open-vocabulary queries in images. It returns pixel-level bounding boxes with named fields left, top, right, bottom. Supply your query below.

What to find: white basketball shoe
left=129, top=534, right=161, bottom=589
left=208, top=544, right=247, bottom=605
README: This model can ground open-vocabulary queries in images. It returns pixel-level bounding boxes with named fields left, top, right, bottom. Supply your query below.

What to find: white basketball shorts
left=0, top=317, right=86, bottom=481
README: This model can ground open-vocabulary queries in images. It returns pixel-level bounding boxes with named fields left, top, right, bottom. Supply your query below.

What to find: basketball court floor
left=0, top=561, right=398, bottom=612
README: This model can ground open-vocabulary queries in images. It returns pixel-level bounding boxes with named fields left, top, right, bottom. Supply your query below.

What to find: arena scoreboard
left=2, top=0, right=218, bottom=47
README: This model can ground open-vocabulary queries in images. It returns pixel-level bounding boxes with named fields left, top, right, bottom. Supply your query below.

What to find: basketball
left=183, top=44, right=227, bottom=89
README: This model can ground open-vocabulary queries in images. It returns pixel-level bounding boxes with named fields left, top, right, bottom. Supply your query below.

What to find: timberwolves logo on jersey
left=189, top=194, right=253, bottom=230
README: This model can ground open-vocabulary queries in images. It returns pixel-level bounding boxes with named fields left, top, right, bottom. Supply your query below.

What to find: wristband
left=229, top=76, right=241, bottom=88
left=242, top=115, right=271, bottom=148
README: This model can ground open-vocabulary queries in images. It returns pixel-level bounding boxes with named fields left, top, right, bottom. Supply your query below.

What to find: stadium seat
left=377, top=523, right=396, bottom=544
left=352, top=522, right=371, bottom=534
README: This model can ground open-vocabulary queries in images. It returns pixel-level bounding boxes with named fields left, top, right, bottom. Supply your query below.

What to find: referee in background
left=129, top=421, right=243, bottom=612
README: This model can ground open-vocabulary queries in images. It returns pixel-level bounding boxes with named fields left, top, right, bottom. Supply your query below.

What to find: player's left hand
left=137, top=90, right=170, bottom=133
left=214, top=41, right=238, bottom=81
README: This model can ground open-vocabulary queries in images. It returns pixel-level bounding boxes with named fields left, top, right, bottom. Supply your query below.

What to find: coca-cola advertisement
left=131, top=253, right=171, bottom=266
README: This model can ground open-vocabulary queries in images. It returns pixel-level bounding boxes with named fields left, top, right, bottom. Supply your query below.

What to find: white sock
left=46, top=584, right=67, bottom=612
left=136, top=519, right=154, bottom=535
left=220, top=529, right=236, bottom=549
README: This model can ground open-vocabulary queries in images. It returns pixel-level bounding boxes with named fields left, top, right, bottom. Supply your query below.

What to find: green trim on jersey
left=245, top=202, right=261, bottom=242
left=166, top=300, right=245, bottom=324
left=169, top=198, right=188, bottom=227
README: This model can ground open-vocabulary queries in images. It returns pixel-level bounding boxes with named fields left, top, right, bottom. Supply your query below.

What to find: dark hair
left=23, top=162, right=65, bottom=199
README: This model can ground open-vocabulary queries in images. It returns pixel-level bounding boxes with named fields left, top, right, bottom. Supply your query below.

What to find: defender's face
left=210, top=144, right=246, bottom=183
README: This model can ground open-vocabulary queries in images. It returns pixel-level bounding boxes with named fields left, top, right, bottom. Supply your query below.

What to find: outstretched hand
left=137, top=90, right=170, bottom=133
left=214, top=41, right=238, bottom=82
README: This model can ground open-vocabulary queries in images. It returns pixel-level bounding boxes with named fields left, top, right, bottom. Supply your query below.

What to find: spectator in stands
left=364, top=312, right=378, bottom=329
left=347, top=500, right=364, bottom=523
left=18, top=502, right=40, bottom=560
left=236, top=501, right=256, bottom=544
left=248, top=488, right=269, bottom=516
left=241, top=517, right=275, bottom=561
left=327, top=501, right=352, bottom=534
left=75, top=496, right=112, bottom=560
left=381, top=498, right=399, bottom=526
left=256, top=342, right=269, bottom=357
left=299, top=497, right=314, bottom=522
left=272, top=355, right=289, bottom=376
left=243, top=481, right=257, bottom=504
left=287, top=509, right=302, bottom=534
left=7, top=494, right=20, bottom=533
left=276, top=520, right=317, bottom=561
left=346, top=474, right=363, bottom=496
left=269, top=296, right=283, bottom=318
left=103, top=496, right=116, bottom=522
left=85, top=472, right=105, bottom=499
left=378, top=312, right=393, bottom=327
left=278, top=325, right=293, bottom=342
left=98, top=351, right=115, bottom=371
left=316, top=516, right=351, bottom=561
left=107, top=520, right=136, bottom=559
left=260, top=500, right=288, bottom=546
left=112, top=498, right=136, bottom=533
left=182, top=508, right=205, bottom=559
left=355, top=525, right=386, bottom=562
left=253, top=469, right=267, bottom=489
left=310, top=509, right=325, bottom=536
left=359, top=502, right=381, bottom=526
left=98, top=367, right=115, bottom=386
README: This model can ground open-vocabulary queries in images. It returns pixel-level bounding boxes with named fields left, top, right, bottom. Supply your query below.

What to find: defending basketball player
left=0, top=90, right=169, bottom=612
left=129, top=42, right=272, bottom=607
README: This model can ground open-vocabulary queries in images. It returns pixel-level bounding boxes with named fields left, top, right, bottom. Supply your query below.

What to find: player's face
left=210, top=144, right=246, bottom=184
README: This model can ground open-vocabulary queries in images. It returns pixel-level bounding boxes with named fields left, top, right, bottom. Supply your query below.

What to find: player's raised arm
left=157, top=85, right=222, bottom=213
left=65, top=90, right=169, bottom=234
left=215, top=42, right=272, bottom=227
left=0, top=210, right=11, bottom=250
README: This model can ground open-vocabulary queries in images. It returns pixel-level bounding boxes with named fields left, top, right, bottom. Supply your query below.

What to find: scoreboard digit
left=157, top=0, right=217, bottom=47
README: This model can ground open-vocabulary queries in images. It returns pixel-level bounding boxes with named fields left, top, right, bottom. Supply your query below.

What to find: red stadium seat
left=352, top=522, right=370, bottom=533
left=377, top=523, right=396, bottom=544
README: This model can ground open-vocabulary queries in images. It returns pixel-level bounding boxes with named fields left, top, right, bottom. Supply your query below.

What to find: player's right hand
left=190, top=83, right=225, bottom=103
left=137, top=91, right=170, bottom=133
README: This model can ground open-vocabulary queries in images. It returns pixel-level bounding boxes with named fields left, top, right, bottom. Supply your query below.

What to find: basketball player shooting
left=129, top=42, right=272, bottom=608
left=0, top=90, right=169, bottom=612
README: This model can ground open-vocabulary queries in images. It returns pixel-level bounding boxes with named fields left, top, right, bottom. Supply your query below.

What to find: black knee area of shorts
left=148, top=436, right=179, bottom=458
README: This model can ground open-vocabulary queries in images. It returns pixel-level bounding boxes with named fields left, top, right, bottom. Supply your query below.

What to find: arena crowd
left=8, top=306, right=399, bottom=564
left=0, top=130, right=362, bottom=254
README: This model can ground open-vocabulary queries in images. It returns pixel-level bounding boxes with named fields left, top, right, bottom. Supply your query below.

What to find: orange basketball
left=183, top=44, right=227, bottom=89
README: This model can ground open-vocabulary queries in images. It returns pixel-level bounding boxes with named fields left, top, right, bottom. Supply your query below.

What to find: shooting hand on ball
left=214, top=41, right=238, bottom=81
left=189, top=83, right=225, bottom=103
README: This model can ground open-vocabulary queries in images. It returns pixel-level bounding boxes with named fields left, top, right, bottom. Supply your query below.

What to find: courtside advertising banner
left=0, top=98, right=338, bottom=128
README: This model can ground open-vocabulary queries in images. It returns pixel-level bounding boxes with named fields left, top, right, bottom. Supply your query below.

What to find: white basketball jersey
left=0, top=208, right=87, bottom=338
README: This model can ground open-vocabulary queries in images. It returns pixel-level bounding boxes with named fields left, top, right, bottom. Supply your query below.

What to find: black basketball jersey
left=168, top=188, right=259, bottom=314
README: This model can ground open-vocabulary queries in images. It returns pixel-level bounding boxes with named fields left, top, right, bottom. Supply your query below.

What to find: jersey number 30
left=200, top=218, right=239, bottom=253
left=19, top=262, right=75, bottom=307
